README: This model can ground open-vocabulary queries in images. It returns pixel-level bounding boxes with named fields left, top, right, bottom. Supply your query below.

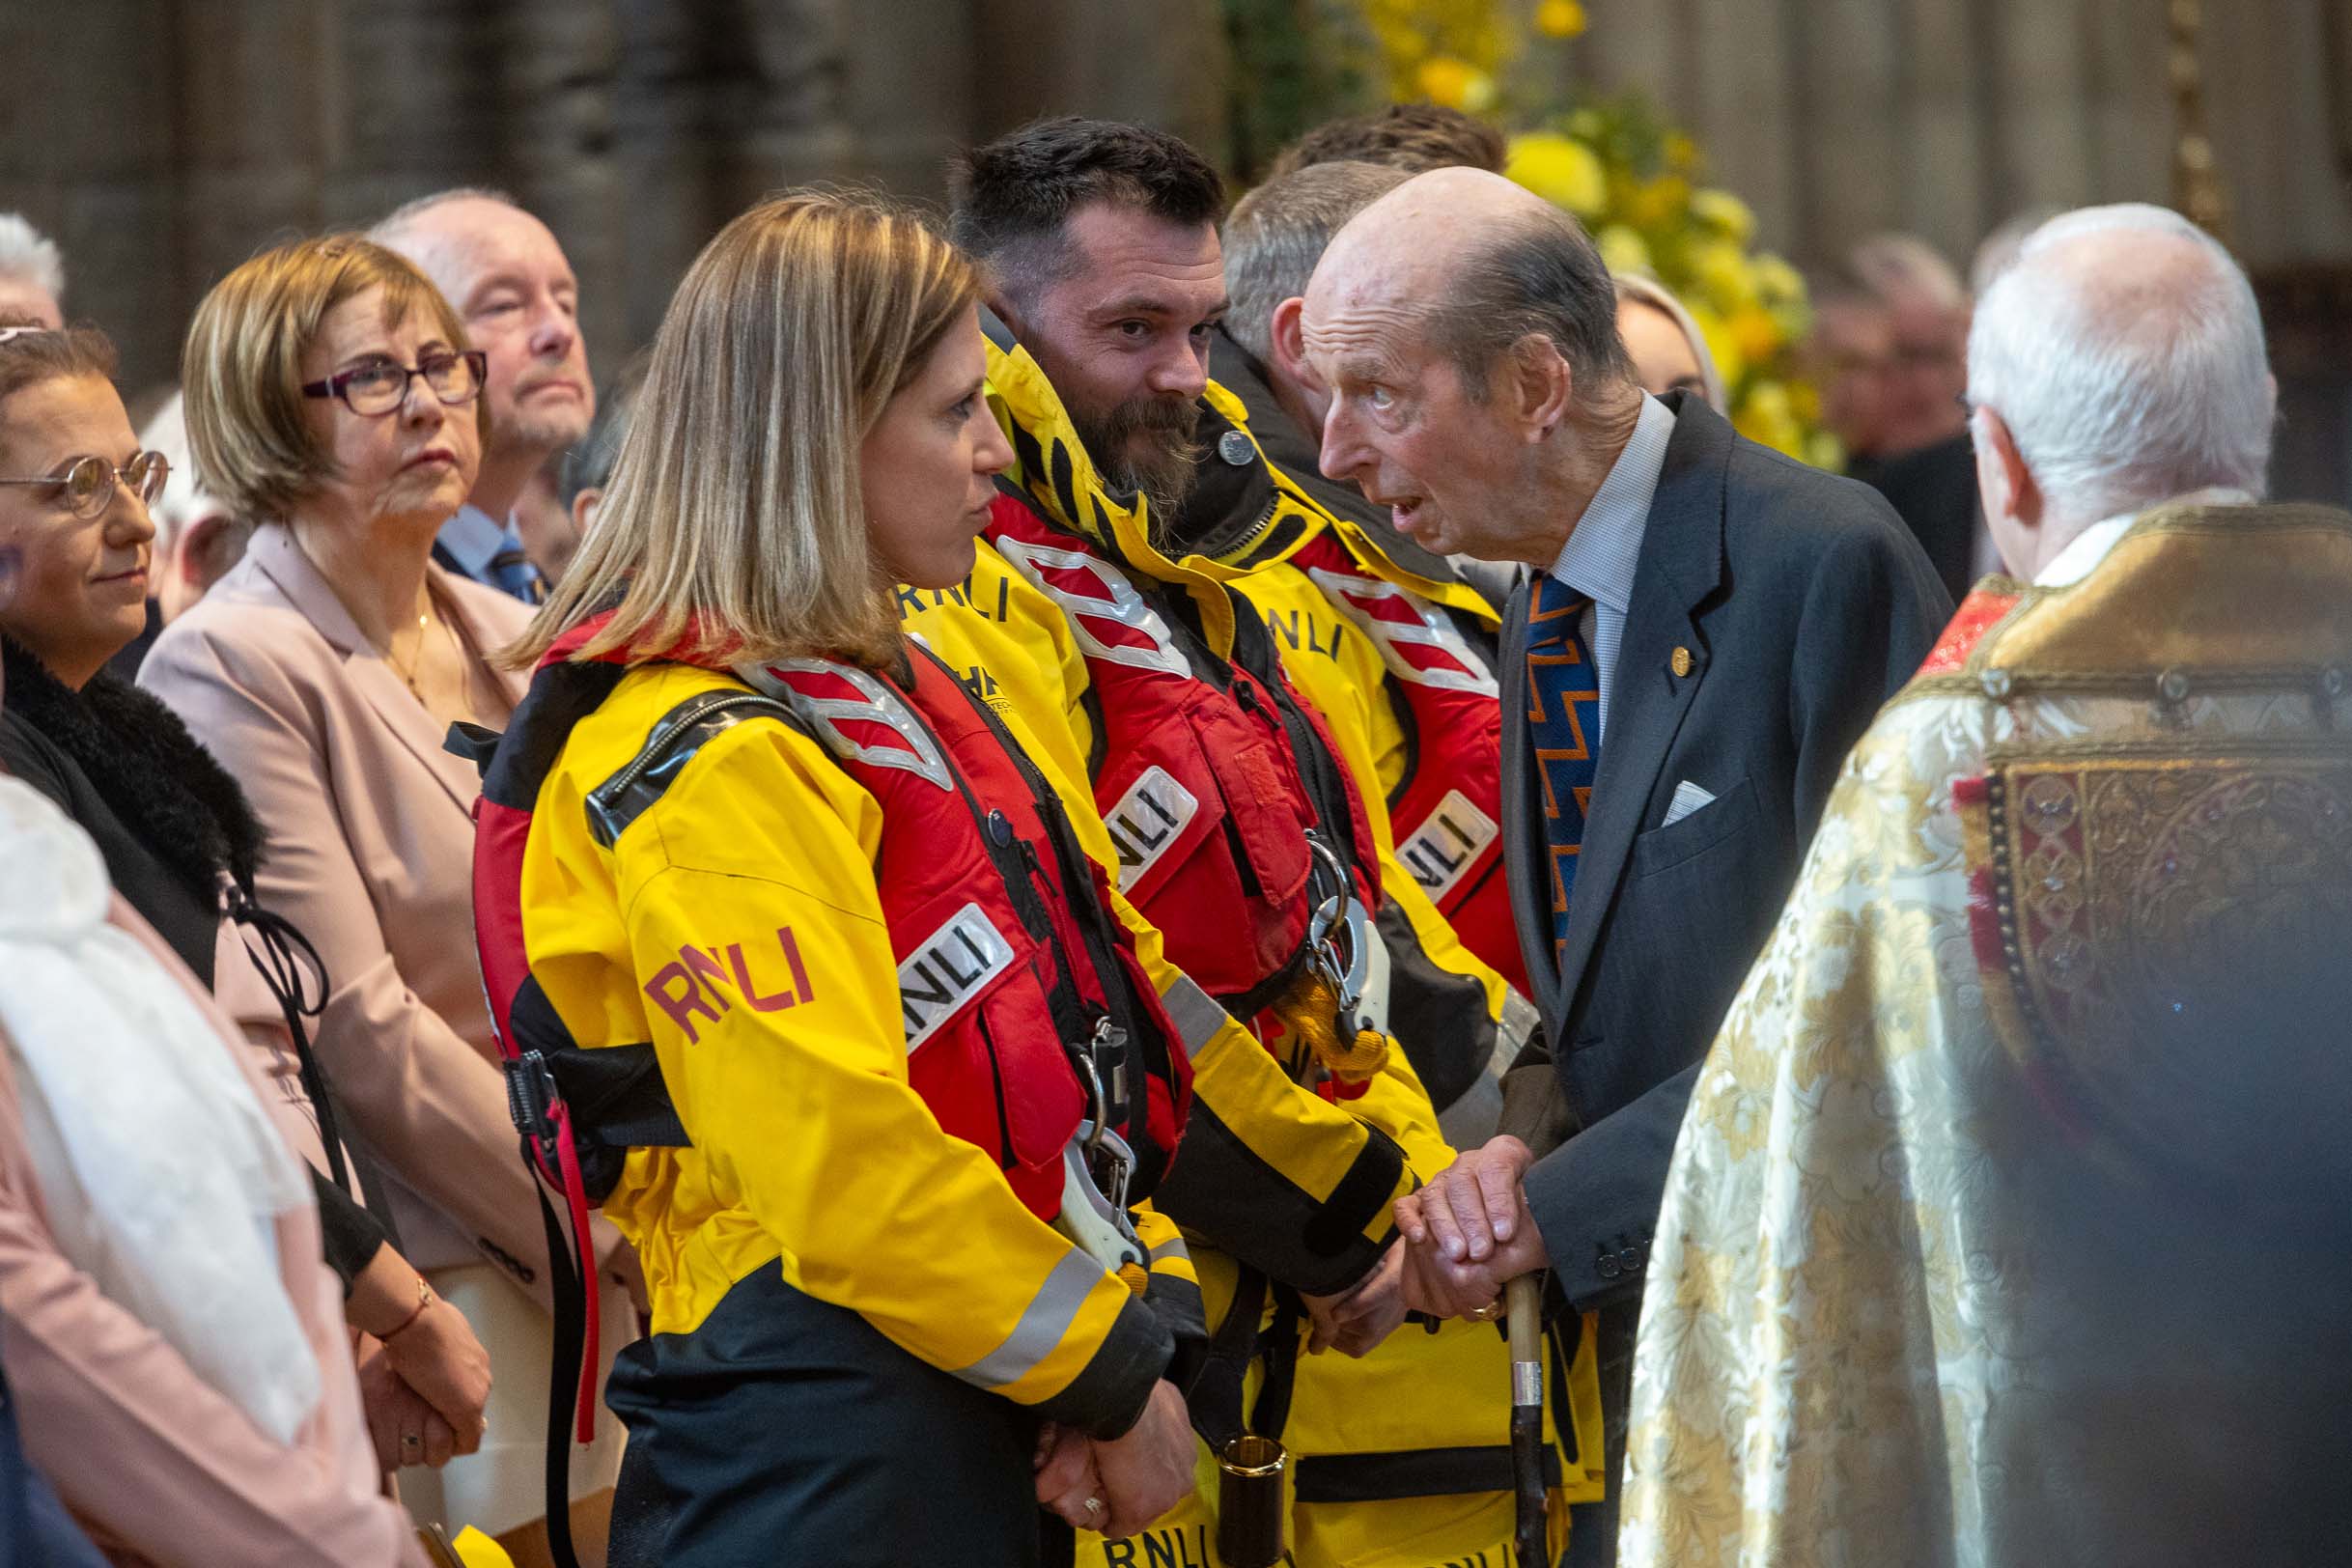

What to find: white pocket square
left=1662, top=780, right=1717, bottom=827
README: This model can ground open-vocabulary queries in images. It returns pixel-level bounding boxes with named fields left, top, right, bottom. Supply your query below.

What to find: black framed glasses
left=302, top=349, right=489, bottom=417
left=0, top=449, right=169, bottom=519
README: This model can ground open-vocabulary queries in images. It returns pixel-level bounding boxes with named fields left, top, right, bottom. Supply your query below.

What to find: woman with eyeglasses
left=0, top=320, right=436, bottom=1562
left=141, top=238, right=633, bottom=1567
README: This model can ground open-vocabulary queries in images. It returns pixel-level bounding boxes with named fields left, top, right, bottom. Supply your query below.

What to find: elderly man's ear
left=1510, top=334, right=1575, bottom=444
left=1973, top=408, right=2035, bottom=525
left=1270, top=297, right=1309, bottom=385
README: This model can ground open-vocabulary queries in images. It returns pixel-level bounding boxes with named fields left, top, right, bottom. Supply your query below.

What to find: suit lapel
left=246, top=525, right=482, bottom=816
left=1549, top=399, right=1729, bottom=1031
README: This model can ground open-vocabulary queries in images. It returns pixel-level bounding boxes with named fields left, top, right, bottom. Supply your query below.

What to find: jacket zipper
left=596, top=690, right=794, bottom=801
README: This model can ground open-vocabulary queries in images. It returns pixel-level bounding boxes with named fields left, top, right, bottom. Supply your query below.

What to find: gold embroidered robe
left=1618, top=501, right=2352, bottom=1568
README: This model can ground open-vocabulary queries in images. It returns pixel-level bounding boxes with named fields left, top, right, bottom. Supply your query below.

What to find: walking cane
left=1505, top=1274, right=1549, bottom=1566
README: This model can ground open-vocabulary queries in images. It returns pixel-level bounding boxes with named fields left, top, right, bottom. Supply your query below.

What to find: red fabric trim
left=1918, top=589, right=2020, bottom=676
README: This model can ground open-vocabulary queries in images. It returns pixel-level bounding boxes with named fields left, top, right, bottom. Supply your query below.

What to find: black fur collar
left=1, top=634, right=264, bottom=900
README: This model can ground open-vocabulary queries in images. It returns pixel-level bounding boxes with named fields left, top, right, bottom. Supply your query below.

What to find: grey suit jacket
left=1500, top=394, right=1953, bottom=1313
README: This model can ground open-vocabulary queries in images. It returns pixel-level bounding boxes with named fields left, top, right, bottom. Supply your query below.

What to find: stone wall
left=3, top=0, right=2344, bottom=502
left=0, top=0, right=1223, bottom=391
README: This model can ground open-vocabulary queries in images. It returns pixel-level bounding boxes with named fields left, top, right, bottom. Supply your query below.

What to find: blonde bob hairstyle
left=182, top=234, right=483, bottom=523
left=508, top=189, right=976, bottom=672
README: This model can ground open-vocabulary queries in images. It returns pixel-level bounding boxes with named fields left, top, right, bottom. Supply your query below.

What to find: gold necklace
left=389, top=608, right=431, bottom=700
left=390, top=601, right=459, bottom=702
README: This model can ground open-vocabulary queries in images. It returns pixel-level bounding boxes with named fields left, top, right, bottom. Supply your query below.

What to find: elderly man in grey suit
left=1298, top=167, right=1953, bottom=1563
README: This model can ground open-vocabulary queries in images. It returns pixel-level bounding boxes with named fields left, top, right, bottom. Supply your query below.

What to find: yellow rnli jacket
left=951, top=339, right=1516, bottom=1174
left=518, top=658, right=1172, bottom=1434
left=907, top=574, right=1430, bottom=1288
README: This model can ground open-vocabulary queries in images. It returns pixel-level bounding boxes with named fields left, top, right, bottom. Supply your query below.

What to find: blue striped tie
left=1525, top=574, right=1602, bottom=972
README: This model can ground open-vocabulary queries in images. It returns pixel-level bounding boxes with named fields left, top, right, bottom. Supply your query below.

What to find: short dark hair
left=1268, top=103, right=1507, bottom=181
left=948, top=117, right=1225, bottom=301
left=0, top=318, right=118, bottom=419
left=1431, top=206, right=1634, bottom=403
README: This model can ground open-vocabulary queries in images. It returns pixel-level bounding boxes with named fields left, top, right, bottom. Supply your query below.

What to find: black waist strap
left=506, top=1031, right=689, bottom=1206
left=1292, top=1443, right=1565, bottom=1504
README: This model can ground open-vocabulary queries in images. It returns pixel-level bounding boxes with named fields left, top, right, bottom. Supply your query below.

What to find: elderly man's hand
left=1394, top=1135, right=1549, bottom=1319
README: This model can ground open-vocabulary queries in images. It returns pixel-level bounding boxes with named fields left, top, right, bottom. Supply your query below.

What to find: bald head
left=1968, top=202, right=2271, bottom=561
left=1310, top=167, right=1631, bottom=404
left=1301, top=168, right=1642, bottom=567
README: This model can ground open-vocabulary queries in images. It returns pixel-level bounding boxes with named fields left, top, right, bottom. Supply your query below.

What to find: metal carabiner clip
left=1075, top=1050, right=1110, bottom=1164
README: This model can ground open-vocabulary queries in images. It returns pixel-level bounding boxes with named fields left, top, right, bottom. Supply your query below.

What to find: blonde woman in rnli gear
left=491, top=192, right=1198, bottom=1567
left=921, top=118, right=1606, bottom=1568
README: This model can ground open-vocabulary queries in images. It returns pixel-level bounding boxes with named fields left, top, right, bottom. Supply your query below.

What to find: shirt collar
left=2034, top=486, right=2256, bottom=587
left=434, top=503, right=517, bottom=578
left=1546, top=393, right=1674, bottom=614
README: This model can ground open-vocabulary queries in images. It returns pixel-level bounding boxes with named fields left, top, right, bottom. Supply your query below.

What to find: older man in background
left=1307, top=167, right=1950, bottom=1565
left=375, top=188, right=595, bottom=600
left=1617, top=204, right=2352, bottom=1567
left=1811, top=234, right=1980, bottom=602
left=0, top=216, right=65, bottom=329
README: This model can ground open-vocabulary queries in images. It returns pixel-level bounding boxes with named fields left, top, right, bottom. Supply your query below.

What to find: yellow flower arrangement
left=1295, top=0, right=1831, bottom=462
left=1415, top=55, right=1498, bottom=112
left=1505, top=132, right=1607, bottom=216
left=1533, top=0, right=1586, bottom=39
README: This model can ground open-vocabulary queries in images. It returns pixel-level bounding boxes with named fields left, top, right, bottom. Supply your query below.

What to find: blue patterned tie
left=1525, top=574, right=1602, bottom=972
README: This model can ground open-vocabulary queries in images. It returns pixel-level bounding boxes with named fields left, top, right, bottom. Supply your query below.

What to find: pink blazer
left=139, top=524, right=614, bottom=1301
left=0, top=895, right=421, bottom=1568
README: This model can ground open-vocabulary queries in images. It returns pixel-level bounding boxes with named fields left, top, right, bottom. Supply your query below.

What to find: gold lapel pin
left=1670, top=646, right=1694, bottom=679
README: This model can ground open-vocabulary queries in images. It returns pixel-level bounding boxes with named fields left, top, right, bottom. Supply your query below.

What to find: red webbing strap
left=549, top=1101, right=602, bottom=1444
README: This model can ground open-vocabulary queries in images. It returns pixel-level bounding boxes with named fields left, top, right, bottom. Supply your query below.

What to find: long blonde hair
left=506, top=189, right=976, bottom=670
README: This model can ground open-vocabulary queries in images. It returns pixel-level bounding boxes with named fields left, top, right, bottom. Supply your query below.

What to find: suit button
left=1618, top=1246, right=1643, bottom=1272
left=1596, top=1255, right=1622, bottom=1280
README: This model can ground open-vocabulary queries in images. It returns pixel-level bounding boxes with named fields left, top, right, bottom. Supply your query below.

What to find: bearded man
left=936, top=118, right=1602, bottom=1568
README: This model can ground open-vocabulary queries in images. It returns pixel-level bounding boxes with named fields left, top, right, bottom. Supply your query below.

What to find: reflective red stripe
left=1287, top=532, right=1525, bottom=993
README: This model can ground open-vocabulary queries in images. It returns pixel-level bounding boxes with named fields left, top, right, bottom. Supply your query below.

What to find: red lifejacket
left=464, top=623, right=1190, bottom=1457
left=739, top=646, right=1190, bottom=1214
left=986, top=493, right=1380, bottom=1024
left=1284, top=530, right=1526, bottom=994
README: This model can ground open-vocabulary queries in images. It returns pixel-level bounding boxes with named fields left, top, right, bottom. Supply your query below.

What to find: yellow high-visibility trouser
left=1078, top=1249, right=1605, bottom=1568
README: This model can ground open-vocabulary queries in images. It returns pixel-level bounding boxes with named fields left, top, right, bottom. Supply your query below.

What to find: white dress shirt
left=2034, top=488, right=2255, bottom=588
left=1544, top=393, right=1676, bottom=745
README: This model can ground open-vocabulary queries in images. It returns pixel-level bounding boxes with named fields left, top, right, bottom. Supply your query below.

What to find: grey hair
left=1968, top=203, right=2272, bottom=522
left=1429, top=203, right=1634, bottom=404
left=369, top=185, right=523, bottom=244
left=136, top=390, right=244, bottom=556
left=1849, top=232, right=1966, bottom=313
left=1612, top=272, right=1726, bottom=412
left=0, top=214, right=65, bottom=301
left=1223, top=161, right=1410, bottom=365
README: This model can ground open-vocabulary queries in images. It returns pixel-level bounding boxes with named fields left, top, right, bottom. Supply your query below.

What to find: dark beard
left=1074, top=394, right=1203, bottom=526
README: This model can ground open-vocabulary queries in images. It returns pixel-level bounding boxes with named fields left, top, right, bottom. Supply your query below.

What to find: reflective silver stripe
left=1160, top=974, right=1228, bottom=1060
left=1146, top=1236, right=1191, bottom=1268
left=1499, top=988, right=1543, bottom=1067
left=947, top=1248, right=1106, bottom=1390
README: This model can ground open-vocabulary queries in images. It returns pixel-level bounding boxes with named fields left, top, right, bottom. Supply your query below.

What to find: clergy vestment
left=1617, top=498, right=2352, bottom=1567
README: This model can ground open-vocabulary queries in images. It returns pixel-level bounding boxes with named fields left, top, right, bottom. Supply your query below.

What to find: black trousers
left=1561, top=1307, right=1636, bottom=1568
left=603, top=1266, right=1071, bottom=1568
